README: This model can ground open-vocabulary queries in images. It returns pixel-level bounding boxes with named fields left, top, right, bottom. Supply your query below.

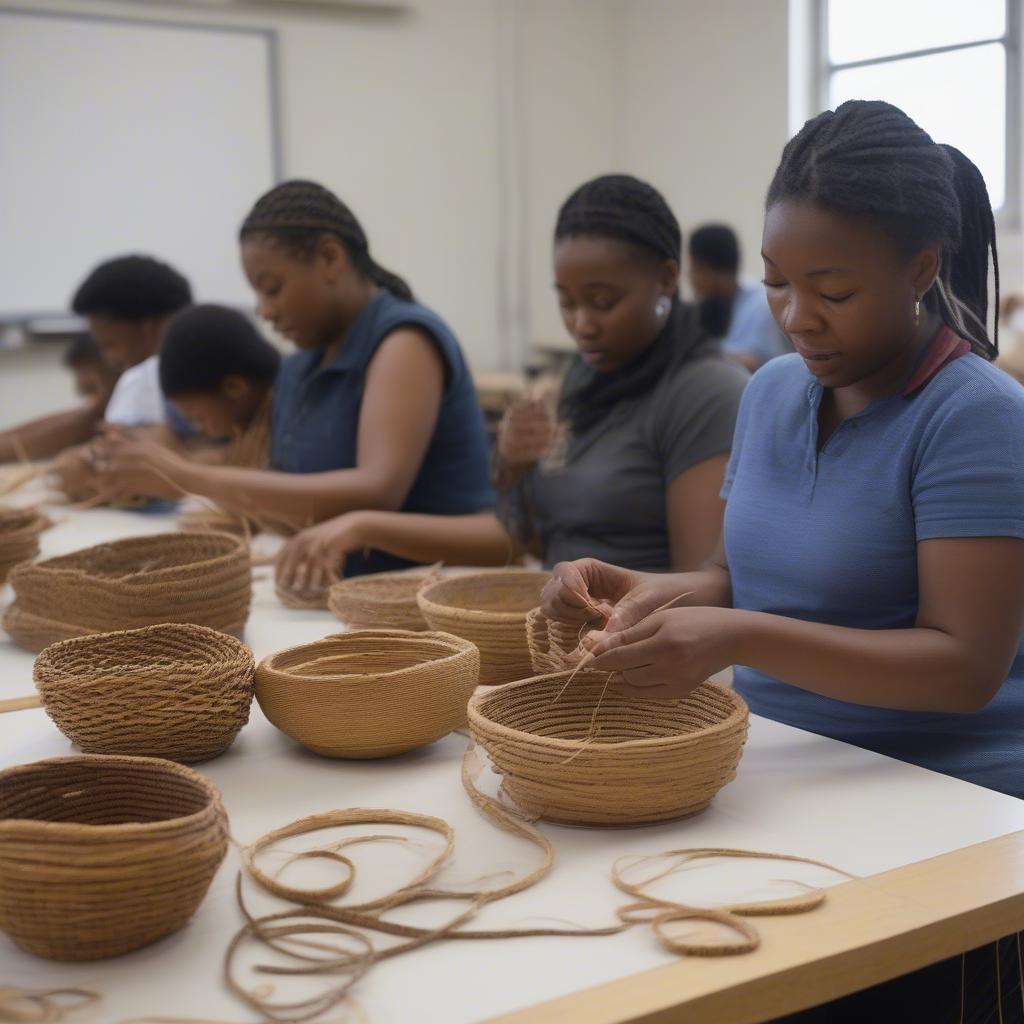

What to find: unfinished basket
left=327, top=570, right=437, bottom=630
left=0, top=507, right=48, bottom=584
left=0, top=755, right=229, bottom=960
left=416, top=571, right=550, bottom=685
left=33, top=624, right=255, bottom=763
left=2, top=531, right=252, bottom=653
left=256, top=630, right=480, bottom=758
left=525, top=606, right=595, bottom=674
left=468, top=671, right=748, bottom=826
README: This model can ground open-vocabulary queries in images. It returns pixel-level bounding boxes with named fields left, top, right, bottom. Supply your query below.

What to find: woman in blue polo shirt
left=97, top=180, right=494, bottom=581
left=543, top=101, right=1024, bottom=1020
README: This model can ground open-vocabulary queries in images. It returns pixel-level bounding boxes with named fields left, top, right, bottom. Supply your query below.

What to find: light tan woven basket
left=416, top=571, right=550, bottom=685
left=468, top=671, right=749, bottom=826
left=525, top=606, right=594, bottom=674
left=2, top=531, right=252, bottom=653
left=33, top=624, right=255, bottom=763
left=0, top=755, right=229, bottom=961
left=327, top=570, right=437, bottom=631
left=0, top=507, right=48, bottom=584
left=256, top=629, right=480, bottom=758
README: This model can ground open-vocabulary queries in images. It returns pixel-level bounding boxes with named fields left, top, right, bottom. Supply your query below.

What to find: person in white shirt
left=52, top=255, right=193, bottom=498
left=687, top=224, right=789, bottom=371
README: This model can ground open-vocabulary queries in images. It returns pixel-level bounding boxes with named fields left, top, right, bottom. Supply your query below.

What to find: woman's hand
left=92, top=432, right=191, bottom=501
left=541, top=558, right=697, bottom=629
left=496, top=398, right=556, bottom=470
left=583, top=606, right=742, bottom=699
left=275, top=512, right=370, bottom=596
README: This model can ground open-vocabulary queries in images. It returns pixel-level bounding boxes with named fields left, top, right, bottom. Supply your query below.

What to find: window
left=821, top=0, right=1017, bottom=217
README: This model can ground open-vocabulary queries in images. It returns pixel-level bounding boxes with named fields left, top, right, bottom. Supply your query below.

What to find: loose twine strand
left=6, top=747, right=852, bottom=1023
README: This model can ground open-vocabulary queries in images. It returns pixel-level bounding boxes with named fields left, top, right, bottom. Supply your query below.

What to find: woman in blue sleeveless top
left=95, top=180, right=494, bottom=581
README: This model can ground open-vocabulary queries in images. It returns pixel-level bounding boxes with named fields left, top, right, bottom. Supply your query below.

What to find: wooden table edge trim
left=483, top=829, right=1024, bottom=1024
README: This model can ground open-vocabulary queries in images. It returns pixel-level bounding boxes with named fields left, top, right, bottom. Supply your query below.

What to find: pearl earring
left=655, top=297, right=670, bottom=318
left=914, top=295, right=921, bottom=327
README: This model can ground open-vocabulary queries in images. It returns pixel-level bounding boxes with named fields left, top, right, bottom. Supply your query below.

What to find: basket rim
left=257, top=629, right=478, bottom=684
left=328, top=571, right=433, bottom=608
left=417, top=570, right=551, bottom=623
left=0, top=507, right=49, bottom=535
left=467, top=671, right=748, bottom=752
left=9, top=530, right=247, bottom=585
left=0, top=754, right=223, bottom=835
left=33, top=622, right=252, bottom=678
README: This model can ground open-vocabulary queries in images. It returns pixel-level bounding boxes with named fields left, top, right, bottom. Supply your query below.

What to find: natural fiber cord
left=2, top=531, right=252, bottom=653
left=33, top=624, right=255, bottom=764
left=255, top=630, right=480, bottom=758
left=327, top=569, right=440, bottom=631
left=416, top=570, right=550, bottom=685
left=0, top=506, right=49, bottom=584
left=468, top=670, right=749, bottom=825
left=0, top=755, right=229, bottom=961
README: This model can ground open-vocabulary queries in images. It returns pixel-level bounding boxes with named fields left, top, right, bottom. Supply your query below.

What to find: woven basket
left=525, top=606, right=593, bottom=674
left=0, top=755, right=229, bottom=960
left=416, top=571, right=550, bottom=685
left=0, top=507, right=48, bottom=584
left=256, top=630, right=480, bottom=758
left=2, top=531, right=252, bottom=653
left=468, top=671, right=749, bottom=826
left=327, top=570, right=437, bottom=631
left=34, top=624, right=255, bottom=763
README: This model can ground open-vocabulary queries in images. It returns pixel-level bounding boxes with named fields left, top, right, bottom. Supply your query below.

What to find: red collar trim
left=902, top=326, right=970, bottom=397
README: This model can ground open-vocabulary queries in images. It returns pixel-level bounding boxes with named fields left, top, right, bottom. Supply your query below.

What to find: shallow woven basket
left=33, top=624, right=255, bottom=764
left=256, top=629, right=480, bottom=758
left=0, top=755, right=229, bottom=961
left=525, top=606, right=594, bottom=674
left=468, top=671, right=749, bottom=826
left=416, top=571, right=550, bottom=685
left=2, top=531, right=252, bottom=653
left=327, top=570, right=437, bottom=631
left=0, top=507, right=48, bottom=584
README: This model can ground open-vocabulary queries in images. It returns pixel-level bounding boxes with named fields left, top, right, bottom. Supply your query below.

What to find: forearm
left=0, top=406, right=100, bottom=462
left=181, top=462, right=408, bottom=531
left=638, top=563, right=733, bottom=610
left=354, top=511, right=517, bottom=566
left=732, top=611, right=1003, bottom=713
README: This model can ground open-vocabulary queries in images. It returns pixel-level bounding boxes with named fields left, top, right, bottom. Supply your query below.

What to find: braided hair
left=767, top=100, right=998, bottom=358
left=555, top=174, right=682, bottom=266
left=239, top=180, right=413, bottom=302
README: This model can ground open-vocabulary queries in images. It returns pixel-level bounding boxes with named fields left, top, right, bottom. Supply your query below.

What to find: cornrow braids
left=240, top=180, right=414, bottom=302
left=555, top=174, right=682, bottom=265
left=767, top=100, right=999, bottom=359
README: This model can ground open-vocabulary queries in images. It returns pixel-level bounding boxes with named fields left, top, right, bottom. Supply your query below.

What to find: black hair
left=62, top=335, right=106, bottom=369
left=688, top=224, right=740, bottom=274
left=239, top=180, right=414, bottom=302
left=71, top=255, right=192, bottom=321
left=554, top=174, right=682, bottom=265
left=767, top=99, right=999, bottom=358
left=158, top=304, right=281, bottom=398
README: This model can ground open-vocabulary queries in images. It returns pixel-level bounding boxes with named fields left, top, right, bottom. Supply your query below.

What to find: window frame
left=815, top=0, right=1020, bottom=229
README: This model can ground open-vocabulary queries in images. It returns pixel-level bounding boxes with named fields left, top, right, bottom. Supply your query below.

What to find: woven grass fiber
left=256, top=629, right=480, bottom=758
left=0, top=754, right=229, bottom=961
left=0, top=506, right=49, bottom=584
left=525, top=605, right=595, bottom=674
left=33, top=623, right=255, bottom=764
left=468, top=670, right=749, bottom=826
left=416, top=570, right=550, bottom=685
left=327, top=570, right=439, bottom=631
left=2, top=531, right=252, bottom=653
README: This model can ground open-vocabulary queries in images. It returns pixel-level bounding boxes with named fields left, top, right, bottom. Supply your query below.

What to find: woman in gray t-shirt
left=495, top=175, right=748, bottom=572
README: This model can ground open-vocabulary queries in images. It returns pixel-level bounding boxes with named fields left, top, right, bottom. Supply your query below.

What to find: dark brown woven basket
left=0, top=755, right=229, bottom=960
left=34, top=623, right=255, bottom=763
left=2, top=531, right=251, bottom=652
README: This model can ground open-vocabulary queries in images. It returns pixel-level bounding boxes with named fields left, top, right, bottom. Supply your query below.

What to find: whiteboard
left=0, top=9, right=278, bottom=318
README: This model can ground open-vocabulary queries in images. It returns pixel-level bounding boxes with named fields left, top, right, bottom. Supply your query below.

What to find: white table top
left=2, top=503, right=1024, bottom=1024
